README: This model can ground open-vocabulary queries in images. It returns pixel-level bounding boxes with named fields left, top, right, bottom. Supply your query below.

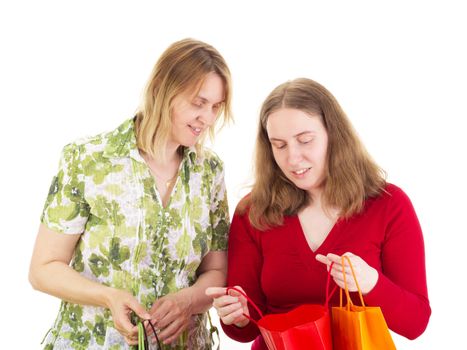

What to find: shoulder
left=62, top=118, right=134, bottom=158
left=379, top=183, right=412, bottom=204
left=234, top=193, right=252, bottom=216
left=366, top=183, right=416, bottom=215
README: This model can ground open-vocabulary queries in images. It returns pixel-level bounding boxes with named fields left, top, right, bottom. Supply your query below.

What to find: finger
left=155, top=307, right=179, bottom=330
left=226, top=285, right=246, bottom=298
left=217, top=302, right=243, bottom=318
left=124, top=334, right=139, bottom=346
left=161, top=322, right=186, bottom=345
left=330, top=267, right=355, bottom=281
left=116, top=316, right=139, bottom=336
left=206, top=287, right=227, bottom=298
left=144, top=319, right=159, bottom=336
left=315, top=254, right=329, bottom=264
left=150, top=301, right=172, bottom=326
left=127, top=298, right=151, bottom=320
left=158, top=318, right=183, bottom=343
left=212, top=295, right=239, bottom=308
left=326, top=253, right=344, bottom=263
left=222, top=307, right=246, bottom=325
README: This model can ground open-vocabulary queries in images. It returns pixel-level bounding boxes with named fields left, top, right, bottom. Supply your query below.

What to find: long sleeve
left=221, top=211, right=265, bottom=342
left=364, top=185, right=431, bottom=339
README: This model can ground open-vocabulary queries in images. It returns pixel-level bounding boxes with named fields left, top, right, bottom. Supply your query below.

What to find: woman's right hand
left=205, top=286, right=250, bottom=328
left=105, top=288, right=151, bottom=345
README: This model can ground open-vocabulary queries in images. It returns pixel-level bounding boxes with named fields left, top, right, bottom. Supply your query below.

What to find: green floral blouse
left=40, top=118, right=230, bottom=349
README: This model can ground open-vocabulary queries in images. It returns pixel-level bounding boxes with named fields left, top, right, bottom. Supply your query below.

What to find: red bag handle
left=225, top=262, right=337, bottom=326
left=225, top=286, right=262, bottom=326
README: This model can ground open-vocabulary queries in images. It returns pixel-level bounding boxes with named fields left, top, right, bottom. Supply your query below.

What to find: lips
left=188, top=124, right=203, bottom=136
left=291, top=167, right=311, bottom=176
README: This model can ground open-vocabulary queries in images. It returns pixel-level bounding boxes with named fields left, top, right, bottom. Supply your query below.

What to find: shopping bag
left=331, top=256, right=396, bottom=350
left=226, top=264, right=336, bottom=350
left=138, top=319, right=162, bottom=350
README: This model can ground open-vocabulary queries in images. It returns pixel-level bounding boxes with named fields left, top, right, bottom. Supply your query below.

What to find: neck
left=144, top=141, right=181, bottom=166
left=306, top=189, right=340, bottom=219
left=307, top=186, right=323, bottom=204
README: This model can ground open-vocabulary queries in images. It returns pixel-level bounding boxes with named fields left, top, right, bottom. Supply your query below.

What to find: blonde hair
left=135, top=38, right=233, bottom=162
left=242, top=78, right=386, bottom=230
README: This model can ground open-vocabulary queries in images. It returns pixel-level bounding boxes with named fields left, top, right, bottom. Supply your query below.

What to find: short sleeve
left=209, top=158, right=230, bottom=251
left=41, top=143, right=90, bottom=234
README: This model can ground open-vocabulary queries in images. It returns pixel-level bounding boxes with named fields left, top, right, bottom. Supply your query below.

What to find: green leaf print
left=88, top=253, right=110, bottom=277
left=88, top=195, right=125, bottom=225
left=72, top=245, right=85, bottom=272
left=176, top=229, right=191, bottom=258
left=47, top=203, right=81, bottom=222
left=48, top=175, right=60, bottom=197
left=193, top=196, right=203, bottom=220
left=64, top=304, right=84, bottom=329
left=63, top=328, right=91, bottom=349
left=192, top=224, right=208, bottom=256
left=90, top=314, right=107, bottom=345
left=108, top=237, right=130, bottom=270
left=105, top=183, right=124, bottom=196
left=64, top=180, right=85, bottom=202
left=112, top=270, right=134, bottom=290
left=82, top=152, right=124, bottom=185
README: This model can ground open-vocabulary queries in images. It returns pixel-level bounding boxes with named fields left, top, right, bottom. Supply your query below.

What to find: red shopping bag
left=226, top=264, right=336, bottom=350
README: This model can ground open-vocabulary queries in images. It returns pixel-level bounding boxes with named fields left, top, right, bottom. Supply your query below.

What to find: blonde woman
left=29, top=38, right=232, bottom=349
left=207, top=78, right=430, bottom=349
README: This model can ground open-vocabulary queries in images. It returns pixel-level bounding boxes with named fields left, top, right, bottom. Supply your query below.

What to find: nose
left=197, top=106, right=217, bottom=126
left=287, top=144, right=302, bottom=166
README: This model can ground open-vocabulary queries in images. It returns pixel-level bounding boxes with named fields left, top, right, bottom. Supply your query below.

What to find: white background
left=1, top=0, right=466, bottom=348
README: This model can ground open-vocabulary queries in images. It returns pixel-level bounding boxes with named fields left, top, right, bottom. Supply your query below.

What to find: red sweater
left=221, top=184, right=430, bottom=349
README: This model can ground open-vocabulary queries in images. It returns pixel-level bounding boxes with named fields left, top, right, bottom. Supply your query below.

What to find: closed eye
left=298, top=136, right=314, bottom=144
left=271, top=142, right=286, bottom=150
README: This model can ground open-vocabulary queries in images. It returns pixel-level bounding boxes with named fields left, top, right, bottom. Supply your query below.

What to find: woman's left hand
left=148, top=289, right=193, bottom=345
left=316, top=252, right=379, bottom=295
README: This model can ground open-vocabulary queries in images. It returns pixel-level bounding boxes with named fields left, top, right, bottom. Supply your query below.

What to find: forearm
left=364, top=272, right=431, bottom=339
left=186, top=268, right=227, bottom=314
left=29, top=260, right=114, bottom=309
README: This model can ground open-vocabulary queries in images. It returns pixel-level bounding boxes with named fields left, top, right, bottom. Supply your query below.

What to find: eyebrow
left=194, top=95, right=224, bottom=105
left=269, top=131, right=316, bottom=141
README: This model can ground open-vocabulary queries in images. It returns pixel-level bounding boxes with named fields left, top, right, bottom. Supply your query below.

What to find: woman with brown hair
left=29, top=38, right=232, bottom=349
left=207, top=78, right=430, bottom=349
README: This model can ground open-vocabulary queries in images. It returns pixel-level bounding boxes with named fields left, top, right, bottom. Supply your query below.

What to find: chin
left=180, top=139, right=198, bottom=148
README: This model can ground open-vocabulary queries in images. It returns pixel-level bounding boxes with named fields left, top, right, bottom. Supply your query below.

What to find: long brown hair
left=243, top=78, right=386, bottom=230
left=135, top=38, right=233, bottom=163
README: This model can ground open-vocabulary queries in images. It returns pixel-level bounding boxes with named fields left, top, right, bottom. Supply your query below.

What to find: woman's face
left=170, top=72, right=225, bottom=147
left=266, top=108, right=328, bottom=196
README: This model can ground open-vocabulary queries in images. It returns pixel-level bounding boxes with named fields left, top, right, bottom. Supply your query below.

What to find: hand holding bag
left=331, top=256, right=396, bottom=350
left=226, top=264, right=336, bottom=350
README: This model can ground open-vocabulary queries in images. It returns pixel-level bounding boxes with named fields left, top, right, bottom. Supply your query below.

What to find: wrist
left=363, top=268, right=379, bottom=295
left=178, top=287, right=195, bottom=315
left=102, top=286, right=120, bottom=309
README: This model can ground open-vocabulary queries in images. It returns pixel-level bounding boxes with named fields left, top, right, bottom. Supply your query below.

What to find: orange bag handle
left=339, top=256, right=366, bottom=310
left=225, top=262, right=337, bottom=326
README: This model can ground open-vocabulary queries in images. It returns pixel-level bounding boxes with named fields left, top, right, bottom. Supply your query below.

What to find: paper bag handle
left=339, top=255, right=366, bottom=310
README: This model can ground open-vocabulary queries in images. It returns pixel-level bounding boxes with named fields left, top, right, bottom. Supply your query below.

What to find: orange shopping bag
left=226, top=264, right=337, bottom=350
left=331, top=256, right=396, bottom=350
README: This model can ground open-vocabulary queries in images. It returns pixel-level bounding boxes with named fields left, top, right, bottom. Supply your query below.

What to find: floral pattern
left=41, top=118, right=230, bottom=349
